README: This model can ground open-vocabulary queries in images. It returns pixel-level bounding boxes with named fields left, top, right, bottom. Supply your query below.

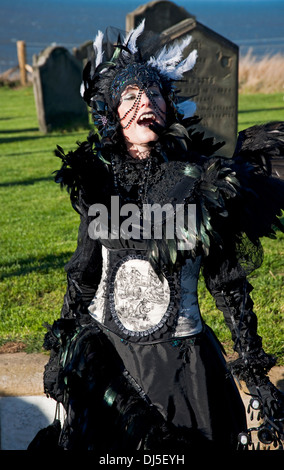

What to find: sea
left=0, top=0, right=284, bottom=74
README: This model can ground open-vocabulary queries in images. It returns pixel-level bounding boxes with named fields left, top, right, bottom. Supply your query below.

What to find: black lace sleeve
left=44, top=195, right=103, bottom=399
left=202, top=236, right=276, bottom=386
left=53, top=131, right=114, bottom=317
left=202, top=237, right=284, bottom=430
left=60, top=209, right=102, bottom=319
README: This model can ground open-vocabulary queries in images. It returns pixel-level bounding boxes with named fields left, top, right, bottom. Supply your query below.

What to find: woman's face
left=117, top=84, right=166, bottom=150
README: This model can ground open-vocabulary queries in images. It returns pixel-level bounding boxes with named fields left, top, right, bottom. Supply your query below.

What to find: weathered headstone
left=126, top=0, right=191, bottom=33
left=33, top=46, right=89, bottom=133
left=73, top=40, right=93, bottom=64
left=127, top=1, right=239, bottom=157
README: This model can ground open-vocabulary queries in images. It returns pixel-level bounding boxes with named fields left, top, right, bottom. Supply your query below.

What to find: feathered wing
left=230, top=121, right=284, bottom=240
left=233, top=121, right=284, bottom=178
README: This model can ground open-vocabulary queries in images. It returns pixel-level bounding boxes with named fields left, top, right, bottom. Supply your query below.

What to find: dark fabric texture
left=42, top=317, right=246, bottom=451
left=106, top=325, right=247, bottom=448
left=43, top=318, right=220, bottom=451
left=27, top=419, right=62, bottom=451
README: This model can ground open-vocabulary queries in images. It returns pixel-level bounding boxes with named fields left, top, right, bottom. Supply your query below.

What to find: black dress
left=42, top=121, right=284, bottom=451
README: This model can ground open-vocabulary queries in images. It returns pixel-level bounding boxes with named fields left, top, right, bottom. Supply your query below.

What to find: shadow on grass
left=0, top=251, right=74, bottom=280
left=0, top=134, right=57, bottom=145
left=239, top=107, right=284, bottom=114
left=1, top=149, right=55, bottom=158
left=0, top=128, right=39, bottom=134
left=239, top=120, right=268, bottom=127
left=0, top=175, right=54, bottom=187
left=0, top=127, right=90, bottom=145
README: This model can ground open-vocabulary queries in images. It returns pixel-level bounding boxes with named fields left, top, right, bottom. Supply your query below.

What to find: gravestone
left=126, top=0, right=192, bottom=33
left=33, top=46, right=89, bottom=133
left=127, top=1, right=239, bottom=157
left=73, top=40, right=93, bottom=64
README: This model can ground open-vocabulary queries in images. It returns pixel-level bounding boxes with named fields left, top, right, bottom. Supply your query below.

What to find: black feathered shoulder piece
left=146, top=121, right=284, bottom=273
left=53, top=130, right=112, bottom=215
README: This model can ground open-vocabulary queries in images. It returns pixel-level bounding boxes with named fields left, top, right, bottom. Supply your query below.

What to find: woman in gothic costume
left=34, top=21, right=284, bottom=451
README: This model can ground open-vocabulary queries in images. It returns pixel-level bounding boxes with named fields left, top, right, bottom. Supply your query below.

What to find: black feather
left=233, top=121, right=284, bottom=178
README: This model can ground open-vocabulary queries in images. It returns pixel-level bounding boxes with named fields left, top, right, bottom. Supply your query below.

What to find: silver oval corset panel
left=89, top=246, right=203, bottom=341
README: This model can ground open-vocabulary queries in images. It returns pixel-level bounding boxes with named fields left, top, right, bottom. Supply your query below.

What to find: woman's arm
left=203, top=252, right=284, bottom=430
left=60, top=211, right=102, bottom=319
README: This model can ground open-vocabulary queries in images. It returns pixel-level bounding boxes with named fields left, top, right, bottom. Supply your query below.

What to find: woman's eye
left=122, top=93, right=137, bottom=101
left=149, top=90, right=161, bottom=98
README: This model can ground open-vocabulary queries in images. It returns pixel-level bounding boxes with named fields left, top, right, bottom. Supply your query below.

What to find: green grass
left=0, top=86, right=283, bottom=363
left=0, top=85, right=86, bottom=351
left=238, top=93, right=284, bottom=130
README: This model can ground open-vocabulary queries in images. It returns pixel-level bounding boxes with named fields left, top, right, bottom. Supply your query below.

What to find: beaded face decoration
left=120, top=90, right=166, bottom=132
left=110, top=63, right=160, bottom=104
left=117, top=84, right=166, bottom=152
left=110, top=63, right=166, bottom=130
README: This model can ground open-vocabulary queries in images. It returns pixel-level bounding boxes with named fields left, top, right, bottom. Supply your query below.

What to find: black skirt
left=56, top=319, right=247, bottom=451
left=105, top=324, right=247, bottom=449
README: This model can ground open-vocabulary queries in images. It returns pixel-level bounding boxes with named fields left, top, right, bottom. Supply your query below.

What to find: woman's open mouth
left=137, top=113, right=156, bottom=127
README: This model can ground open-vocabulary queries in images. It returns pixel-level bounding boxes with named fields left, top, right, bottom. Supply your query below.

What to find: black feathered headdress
left=80, top=20, right=197, bottom=141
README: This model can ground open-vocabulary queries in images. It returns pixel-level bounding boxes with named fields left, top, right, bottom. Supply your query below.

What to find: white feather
left=149, top=36, right=192, bottom=68
left=176, top=99, right=197, bottom=118
left=93, top=30, right=104, bottom=68
left=147, top=35, right=197, bottom=80
left=125, top=19, right=145, bottom=54
left=174, top=49, right=198, bottom=79
left=80, top=82, right=85, bottom=97
left=123, top=28, right=134, bottom=48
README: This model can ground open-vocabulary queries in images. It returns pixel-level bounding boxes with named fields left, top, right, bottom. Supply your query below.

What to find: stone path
left=0, top=352, right=60, bottom=450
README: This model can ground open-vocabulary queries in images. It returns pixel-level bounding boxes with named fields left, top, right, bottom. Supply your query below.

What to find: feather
left=93, top=30, right=104, bottom=68
left=147, top=36, right=197, bottom=80
left=177, top=99, right=197, bottom=119
left=124, top=19, right=145, bottom=54
left=174, top=50, right=198, bottom=79
left=184, top=164, right=201, bottom=179
left=167, top=238, right=177, bottom=265
left=148, top=36, right=191, bottom=70
left=233, top=121, right=284, bottom=178
left=80, top=81, right=85, bottom=98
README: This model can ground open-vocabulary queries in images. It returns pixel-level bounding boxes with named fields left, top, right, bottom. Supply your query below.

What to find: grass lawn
left=0, top=85, right=283, bottom=363
left=238, top=93, right=284, bottom=129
